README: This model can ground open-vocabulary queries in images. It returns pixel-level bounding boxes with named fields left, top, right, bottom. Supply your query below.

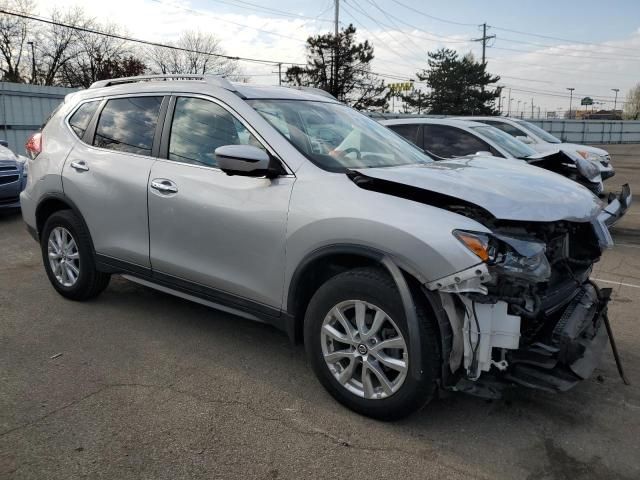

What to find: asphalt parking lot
left=2, top=145, right=640, bottom=480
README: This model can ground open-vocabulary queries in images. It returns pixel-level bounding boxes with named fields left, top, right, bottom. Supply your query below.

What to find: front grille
left=0, top=166, right=17, bottom=172
left=0, top=174, right=19, bottom=185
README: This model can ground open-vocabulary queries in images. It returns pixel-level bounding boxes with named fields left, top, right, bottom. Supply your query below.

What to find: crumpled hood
left=354, top=156, right=603, bottom=222
left=530, top=142, right=608, bottom=157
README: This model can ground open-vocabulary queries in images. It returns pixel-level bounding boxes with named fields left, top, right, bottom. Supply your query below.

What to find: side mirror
left=0, top=140, right=8, bottom=148
left=515, top=135, right=533, bottom=144
left=215, top=145, right=272, bottom=177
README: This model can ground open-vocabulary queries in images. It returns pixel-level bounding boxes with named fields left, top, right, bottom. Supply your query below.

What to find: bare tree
left=34, top=7, right=88, bottom=85
left=60, top=21, right=144, bottom=88
left=148, top=31, right=239, bottom=77
left=0, top=0, right=35, bottom=82
left=624, top=83, right=640, bottom=120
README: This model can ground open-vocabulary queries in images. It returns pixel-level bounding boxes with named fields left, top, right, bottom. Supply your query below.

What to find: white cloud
left=35, top=0, right=640, bottom=113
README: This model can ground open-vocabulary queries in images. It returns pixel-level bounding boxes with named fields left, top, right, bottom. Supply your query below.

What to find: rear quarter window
left=68, top=100, right=100, bottom=139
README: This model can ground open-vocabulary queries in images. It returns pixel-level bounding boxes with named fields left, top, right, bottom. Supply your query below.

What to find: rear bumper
left=505, top=283, right=610, bottom=392
left=599, top=183, right=632, bottom=227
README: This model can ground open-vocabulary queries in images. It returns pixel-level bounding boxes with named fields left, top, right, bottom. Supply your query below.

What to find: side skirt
left=95, top=253, right=288, bottom=334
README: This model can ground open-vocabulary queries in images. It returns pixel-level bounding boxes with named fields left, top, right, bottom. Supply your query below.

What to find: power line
left=340, top=2, right=423, bottom=68
left=387, top=0, right=477, bottom=26
left=148, top=0, right=308, bottom=43
left=496, top=36, right=640, bottom=61
left=0, top=8, right=306, bottom=66
left=204, top=0, right=334, bottom=22
left=492, top=45, right=640, bottom=62
left=361, top=0, right=472, bottom=45
left=490, top=25, right=640, bottom=54
left=346, top=0, right=426, bottom=60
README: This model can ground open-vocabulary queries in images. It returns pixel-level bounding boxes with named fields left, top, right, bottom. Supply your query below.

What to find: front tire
left=41, top=210, right=110, bottom=300
left=304, top=267, right=440, bottom=420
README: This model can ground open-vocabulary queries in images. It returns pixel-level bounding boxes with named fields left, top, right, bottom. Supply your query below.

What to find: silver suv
left=21, top=75, right=618, bottom=420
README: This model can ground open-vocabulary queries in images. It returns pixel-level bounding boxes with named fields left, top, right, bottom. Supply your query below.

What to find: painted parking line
left=613, top=242, right=640, bottom=249
left=592, top=277, right=640, bottom=289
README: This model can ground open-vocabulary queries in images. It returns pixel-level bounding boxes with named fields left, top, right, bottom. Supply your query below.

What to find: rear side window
left=69, top=100, right=100, bottom=138
left=388, top=124, right=422, bottom=148
left=93, top=96, right=163, bottom=156
left=168, top=97, right=264, bottom=168
left=423, top=125, right=490, bottom=158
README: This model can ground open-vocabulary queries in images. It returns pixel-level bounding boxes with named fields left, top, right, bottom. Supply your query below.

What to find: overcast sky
left=37, top=0, right=640, bottom=114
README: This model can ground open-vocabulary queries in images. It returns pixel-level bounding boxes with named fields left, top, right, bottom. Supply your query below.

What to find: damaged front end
left=427, top=219, right=616, bottom=396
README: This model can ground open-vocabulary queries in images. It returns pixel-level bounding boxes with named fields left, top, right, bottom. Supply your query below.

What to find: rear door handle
left=70, top=161, right=89, bottom=172
left=150, top=179, right=178, bottom=194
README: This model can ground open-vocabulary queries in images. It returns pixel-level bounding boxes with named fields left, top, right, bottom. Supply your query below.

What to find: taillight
left=25, top=132, right=42, bottom=160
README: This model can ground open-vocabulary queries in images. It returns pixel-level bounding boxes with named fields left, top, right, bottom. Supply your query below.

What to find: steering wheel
left=331, top=147, right=362, bottom=159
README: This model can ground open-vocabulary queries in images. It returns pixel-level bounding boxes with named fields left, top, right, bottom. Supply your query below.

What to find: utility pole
left=531, top=98, right=534, bottom=118
left=567, top=87, right=575, bottom=119
left=278, top=63, right=282, bottom=86
left=472, top=23, right=495, bottom=65
left=333, top=0, right=339, bottom=98
left=612, top=88, right=620, bottom=112
left=507, top=88, right=511, bottom=116
left=27, top=41, right=35, bottom=84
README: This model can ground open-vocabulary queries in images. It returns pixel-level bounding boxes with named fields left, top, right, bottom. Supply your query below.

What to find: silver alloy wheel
left=320, top=300, right=408, bottom=400
left=47, top=226, right=80, bottom=287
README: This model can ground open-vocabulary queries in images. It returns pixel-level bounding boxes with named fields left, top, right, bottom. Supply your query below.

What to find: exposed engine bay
left=347, top=166, right=629, bottom=395
left=427, top=217, right=617, bottom=394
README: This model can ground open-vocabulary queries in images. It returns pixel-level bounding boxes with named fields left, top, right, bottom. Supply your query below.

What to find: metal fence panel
left=0, top=82, right=78, bottom=154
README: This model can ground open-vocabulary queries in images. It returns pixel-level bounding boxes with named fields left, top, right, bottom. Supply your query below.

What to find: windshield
left=514, top=120, right=561, bottom=144
left=471, top=125, right=538, bottom=158
left=248, top=99, right=432, bottom=172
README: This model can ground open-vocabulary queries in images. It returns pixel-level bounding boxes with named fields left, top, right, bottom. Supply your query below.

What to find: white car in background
left=461, top=116, right=615, bottom=180
left=381, top=118, right=631, bottom=226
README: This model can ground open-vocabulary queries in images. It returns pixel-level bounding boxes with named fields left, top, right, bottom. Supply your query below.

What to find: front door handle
left=150, top=179, right=178, bottom=194
left=70, top=161, right=89, bottom=172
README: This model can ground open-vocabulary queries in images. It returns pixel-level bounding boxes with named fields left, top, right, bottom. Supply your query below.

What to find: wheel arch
left=35, top=193, right=95, bottom=254
left=286, top=245, right=446, bottom=380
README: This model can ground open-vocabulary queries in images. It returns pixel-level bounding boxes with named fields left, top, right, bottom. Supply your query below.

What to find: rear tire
left=41, top=210, right=110, bottom=300
left=304, top=267, right=440, bottom=420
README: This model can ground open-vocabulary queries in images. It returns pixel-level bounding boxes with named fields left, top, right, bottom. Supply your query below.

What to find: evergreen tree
left=403, top=48, right=501, bottom=115
left=285, top=24, right=388, bottom=110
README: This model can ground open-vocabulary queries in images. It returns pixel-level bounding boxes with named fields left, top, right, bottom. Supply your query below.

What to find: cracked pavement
left=1, top=145, right=640, bottom=479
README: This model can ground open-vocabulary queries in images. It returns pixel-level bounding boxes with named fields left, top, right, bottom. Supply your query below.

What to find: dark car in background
left=0, top=141, right=28, bottom=210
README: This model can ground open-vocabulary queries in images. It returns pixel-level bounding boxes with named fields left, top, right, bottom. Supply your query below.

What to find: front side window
left=93, top=96, right=163, bottom=156
left=168, top=97, right=264, bottom=168
left=471, top=125, right=537, bottom=159
left=514, top=120, right=561, bottom=144
left=481, top=120, right=528, bottom=139
left=249, top=100, right=431, bottom=172
left=69, top=100, right=100, bottom=139
left=422, top=125, right=490, bottom=158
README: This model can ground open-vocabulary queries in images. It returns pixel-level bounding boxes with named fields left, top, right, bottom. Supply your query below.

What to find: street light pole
left=612, top=88, right=620, bottom=112
left=567, top=87, right=575, bottom=119
left=27, top=41, right=35, bottom=84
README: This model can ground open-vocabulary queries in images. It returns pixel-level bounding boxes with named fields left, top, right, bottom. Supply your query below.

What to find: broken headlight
left=453, top=230, right=551, bottom=282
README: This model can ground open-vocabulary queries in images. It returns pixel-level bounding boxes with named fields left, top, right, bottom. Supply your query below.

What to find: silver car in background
left=381, top=118, right=631, bottom=226
left=0, top=142, right=28, bottom=210
left=20, top=75, right=620, bottom=420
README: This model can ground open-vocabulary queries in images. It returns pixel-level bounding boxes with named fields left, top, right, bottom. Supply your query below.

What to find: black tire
left=41, top=210, right=110, bottom=300
left=304, top=267, right=440, bottom=421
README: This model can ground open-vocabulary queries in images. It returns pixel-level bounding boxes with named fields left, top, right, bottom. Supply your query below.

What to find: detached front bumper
left=505, top=283, right=610, bottom=392
left=599, top=183, right=632, bottom=227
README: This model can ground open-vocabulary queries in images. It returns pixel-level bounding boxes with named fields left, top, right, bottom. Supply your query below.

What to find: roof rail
left=89, top=74, right=236, bottom=91
left=292, top=86, right=337, bottom=101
